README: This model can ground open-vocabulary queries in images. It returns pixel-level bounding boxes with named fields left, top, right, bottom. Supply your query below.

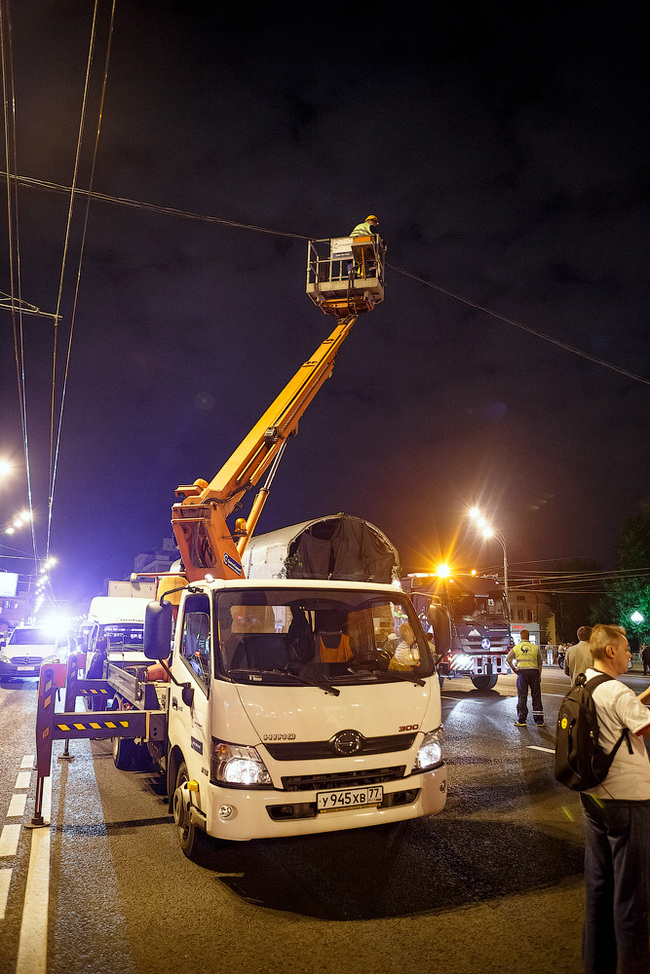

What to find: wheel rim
left=174, top=769, right=190, bottom=843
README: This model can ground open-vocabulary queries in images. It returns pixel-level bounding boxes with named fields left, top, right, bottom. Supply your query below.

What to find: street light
left=468, top=508, right=509, bottom=605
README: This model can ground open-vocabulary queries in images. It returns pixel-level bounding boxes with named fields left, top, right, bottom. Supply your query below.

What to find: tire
left=471, top=673, right=498, bottom=691
left=112, top=735, right=152, bottom=771
left=173, top=760, right=210, bottom=863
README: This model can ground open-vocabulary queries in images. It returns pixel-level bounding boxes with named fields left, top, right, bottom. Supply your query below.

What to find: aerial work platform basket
left=306, top=235, right=386, bottom=316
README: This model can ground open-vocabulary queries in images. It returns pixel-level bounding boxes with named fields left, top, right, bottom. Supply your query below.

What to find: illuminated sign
left=0, top=573, right=18, bottom=598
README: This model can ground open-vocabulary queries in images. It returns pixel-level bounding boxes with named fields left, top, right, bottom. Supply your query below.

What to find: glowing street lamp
left=4, top=509, right=33, bottom=535
left=468, top=507, right=509, bottom=604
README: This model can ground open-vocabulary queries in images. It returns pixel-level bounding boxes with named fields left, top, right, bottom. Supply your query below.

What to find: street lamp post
left=468, top=508, right=509, bottom=607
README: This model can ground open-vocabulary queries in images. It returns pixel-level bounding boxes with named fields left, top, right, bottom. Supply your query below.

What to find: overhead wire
left=47, top=0, right=117, bottom=560
left=3, top=168, right=647, bottom=387
left=387, top=262, right=650, bottom=387
left=0, top=0, right=38, bottom=565
left=47, top=0, right=105, bottom=559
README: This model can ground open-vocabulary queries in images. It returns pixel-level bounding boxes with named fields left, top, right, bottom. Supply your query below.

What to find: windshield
left=452, top=592, right=508, bottom=624
left=102, top=624, right=144, bottom=651
left=9, top=628, right=56, bottom=646
left=215, top=588, right=434, bottom=686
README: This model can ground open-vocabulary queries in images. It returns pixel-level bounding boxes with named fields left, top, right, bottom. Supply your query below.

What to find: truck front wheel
left=471, top=673, right=498, bottom=691
left=173, top=761, right=210, bottom=863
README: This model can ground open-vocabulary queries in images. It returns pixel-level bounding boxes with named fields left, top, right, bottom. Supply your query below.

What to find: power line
left=388, top=263, right=650, bottom=387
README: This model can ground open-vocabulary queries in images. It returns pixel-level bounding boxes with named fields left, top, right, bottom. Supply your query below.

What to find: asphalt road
left=1, top=666, right=649, bottom=974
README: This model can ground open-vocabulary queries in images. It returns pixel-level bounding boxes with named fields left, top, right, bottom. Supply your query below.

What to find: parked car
left=0, top=625, right=70, bottom=681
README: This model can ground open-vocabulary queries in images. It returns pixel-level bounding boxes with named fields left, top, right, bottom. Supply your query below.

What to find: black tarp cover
left=288, top=516, right=396, bottom=583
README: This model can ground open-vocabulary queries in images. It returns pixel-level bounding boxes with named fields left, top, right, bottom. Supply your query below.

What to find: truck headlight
left=0, top=651, right=9, bottom=663
left=210, top=739, right=272, bottom=788
left=412, top=729, right=443, bottom=773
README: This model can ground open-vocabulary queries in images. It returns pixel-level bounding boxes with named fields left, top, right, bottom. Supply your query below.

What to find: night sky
left=1, top=0, right=649, bottom=607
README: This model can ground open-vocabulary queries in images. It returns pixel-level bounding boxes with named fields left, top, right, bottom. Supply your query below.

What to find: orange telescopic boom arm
left=171, top=314, right=358, bottom=582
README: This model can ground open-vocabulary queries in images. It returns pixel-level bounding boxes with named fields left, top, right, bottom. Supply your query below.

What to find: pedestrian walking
left=641, top=642, right=650, bottom=677
left=506, top=629, right=545, bottom=726
left=580, top=623, right=650, bottom=974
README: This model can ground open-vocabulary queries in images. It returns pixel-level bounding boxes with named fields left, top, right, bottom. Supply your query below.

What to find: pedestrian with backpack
left=506, top=629, right=545, bottom=726
left=558, top=624, right=650, bottom=974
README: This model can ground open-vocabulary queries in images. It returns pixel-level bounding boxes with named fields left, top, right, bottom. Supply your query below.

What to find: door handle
left=172, top=696, right=179, bottom=710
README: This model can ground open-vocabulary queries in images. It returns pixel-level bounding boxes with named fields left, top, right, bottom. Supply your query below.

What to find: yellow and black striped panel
left=51, top=711, right=147, bottom=741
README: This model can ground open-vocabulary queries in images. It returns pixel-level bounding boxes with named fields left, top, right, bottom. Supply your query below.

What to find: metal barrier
left=30, top=657, right=167, bottom=827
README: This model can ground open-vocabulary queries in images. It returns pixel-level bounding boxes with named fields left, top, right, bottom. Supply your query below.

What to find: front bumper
left=200, top=763, right=447, bottom=841
left=0, top=659, right=42, bottom=679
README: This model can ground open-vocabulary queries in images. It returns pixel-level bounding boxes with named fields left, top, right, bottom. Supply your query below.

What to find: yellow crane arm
left=171, top=314, right=358, bottom=581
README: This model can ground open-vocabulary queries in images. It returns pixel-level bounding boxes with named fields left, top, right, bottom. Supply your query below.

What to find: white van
left=0, top=626, right=69, bottom=681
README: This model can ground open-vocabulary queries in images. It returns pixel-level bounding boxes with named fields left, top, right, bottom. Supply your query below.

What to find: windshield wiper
left=227, top=668, right=340, bottom=696
left=368, top=670, right=426, bottom=688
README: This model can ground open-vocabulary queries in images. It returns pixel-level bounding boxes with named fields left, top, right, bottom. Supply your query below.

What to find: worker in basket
left=348, top=215, right=379, bottom=280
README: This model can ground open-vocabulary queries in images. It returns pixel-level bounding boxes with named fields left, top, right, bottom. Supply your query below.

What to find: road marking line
left=15, top=771, right=31, bottom=790
left=0, top=868, right=12, bottom=919
left=15, top=826, right=50, bottom=974
left=0, top=825, right=21, bottom=858
left=21, top=755, right=35, bottom=770
left=41, top=777, right=52, bottom=823
left=527, top=745, right=555, bottom=753
left=8, top=794, right=27, bottom=818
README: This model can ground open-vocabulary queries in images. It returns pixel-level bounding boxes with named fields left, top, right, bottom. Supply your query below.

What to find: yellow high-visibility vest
left=512, top=641, right=540, bottom=669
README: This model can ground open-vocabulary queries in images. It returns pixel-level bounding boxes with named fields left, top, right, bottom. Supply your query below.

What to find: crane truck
left=33, top=234, right=447, bottom=862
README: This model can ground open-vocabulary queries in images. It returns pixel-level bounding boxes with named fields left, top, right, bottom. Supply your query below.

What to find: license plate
left=17, top=666, right=34, bottom=672
left=317, top=786, right=383, bottom=812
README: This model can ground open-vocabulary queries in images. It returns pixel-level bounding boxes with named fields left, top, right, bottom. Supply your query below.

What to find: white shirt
left=583, top=667, right=650, bottom=800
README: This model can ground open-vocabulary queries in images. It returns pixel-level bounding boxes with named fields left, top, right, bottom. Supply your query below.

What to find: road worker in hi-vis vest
left=506, top=629, right=545, bottom=727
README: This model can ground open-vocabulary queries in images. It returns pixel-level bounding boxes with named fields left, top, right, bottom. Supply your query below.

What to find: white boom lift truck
left=32, top=234, right=447, bottom=862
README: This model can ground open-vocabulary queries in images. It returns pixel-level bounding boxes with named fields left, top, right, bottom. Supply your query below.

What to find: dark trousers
left=516, top=668, right=543, bottom=723
left=581, top=795, right=650, bottom=974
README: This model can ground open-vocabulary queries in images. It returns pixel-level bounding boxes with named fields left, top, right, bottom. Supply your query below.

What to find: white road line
left=0, top=825, right=21, bottom=858
left=15, top=826, right=50, bottom=974
left=0, top=868, right=12, bottom=919
left=15, top=771, right=31, bottom=790
left=21, top=755, right=35, bottom=770
left=527, top=745, right=555, bottom=753
left=8, top=794, right=27, bottom=818
left=41, top=776, right=52, bottom=823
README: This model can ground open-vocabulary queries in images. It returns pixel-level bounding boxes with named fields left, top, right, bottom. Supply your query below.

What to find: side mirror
left=181, top=684, right=195, bottom=708
left=428, top=603, right=452, bottom=657
left=144, top=601, right=173, bottom=660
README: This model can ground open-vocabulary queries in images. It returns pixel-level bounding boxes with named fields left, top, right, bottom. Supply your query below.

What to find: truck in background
left=402, top=572, right=512, bottom=690
left=81, top=595, right=150, bottom=667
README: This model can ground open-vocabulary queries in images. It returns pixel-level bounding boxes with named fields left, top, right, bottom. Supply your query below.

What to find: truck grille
left=9, top=656, right=42, bottom=666
left=281, top=765, right=406, bottom=792
left=264, top=733, right=416, bottom=761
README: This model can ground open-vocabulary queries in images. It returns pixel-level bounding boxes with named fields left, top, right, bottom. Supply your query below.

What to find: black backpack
left=554, top=672, right=632, bottom=791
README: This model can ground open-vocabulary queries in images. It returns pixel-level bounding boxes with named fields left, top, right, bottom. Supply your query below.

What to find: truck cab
left=145, top=577, right=446, bottom=858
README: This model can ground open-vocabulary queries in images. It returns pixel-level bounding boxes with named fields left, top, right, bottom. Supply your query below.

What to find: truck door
left=169, top=593, right=212, bottom=781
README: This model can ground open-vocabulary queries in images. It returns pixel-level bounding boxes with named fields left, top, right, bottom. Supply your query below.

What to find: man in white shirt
left=565, top=625, right=593, bottom=684
left=581, top=624, right=650, bottom=974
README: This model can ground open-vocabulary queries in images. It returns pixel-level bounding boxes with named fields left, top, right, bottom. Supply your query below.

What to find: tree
left=604, top=513, right=650, bottom=650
